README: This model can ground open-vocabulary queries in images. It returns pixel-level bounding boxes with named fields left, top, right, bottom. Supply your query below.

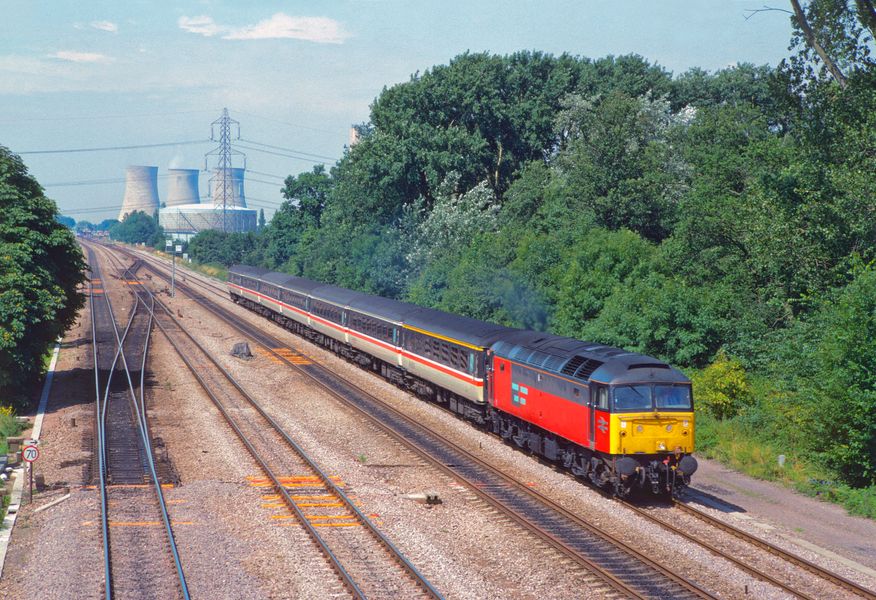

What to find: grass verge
left=695, top=412, right=876, bottom=519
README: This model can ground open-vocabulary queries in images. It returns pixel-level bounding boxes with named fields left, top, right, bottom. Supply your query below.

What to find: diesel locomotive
left=228, top=265, right=698, bottom=496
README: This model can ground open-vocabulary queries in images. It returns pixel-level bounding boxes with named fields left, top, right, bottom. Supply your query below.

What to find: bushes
left=691, top=350, right=753, bottom=420
left=800, top=264, right=876, bottom=487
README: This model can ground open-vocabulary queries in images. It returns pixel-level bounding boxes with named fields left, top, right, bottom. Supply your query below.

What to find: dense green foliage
left=187, top=4, right=876, bottom=498
left=108, top=210, right=164, bottom=248
left=56, top=215, right=75, bottom=228
left=1, top=146, right=86, bottom=406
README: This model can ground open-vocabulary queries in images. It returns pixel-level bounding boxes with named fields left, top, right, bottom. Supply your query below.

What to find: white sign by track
left=22, top=444, right=40, bottom=463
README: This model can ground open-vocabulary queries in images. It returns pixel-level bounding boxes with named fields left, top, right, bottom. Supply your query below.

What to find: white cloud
left=91, top=20, right=118, bottom=33
left=178, top=13, right=350, bottom=44
left=178, top=15, right=224, bottom=37
left=224, top=14, right=349, bottom=43
left=50, top=51, right=113, bottom=63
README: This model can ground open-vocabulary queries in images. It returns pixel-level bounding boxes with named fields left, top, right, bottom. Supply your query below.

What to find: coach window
left=468, top=352, right=475, bottom=375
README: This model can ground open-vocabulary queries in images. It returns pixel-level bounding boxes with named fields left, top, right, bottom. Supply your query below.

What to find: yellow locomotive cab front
left=611, top=412, right=694, bottom=455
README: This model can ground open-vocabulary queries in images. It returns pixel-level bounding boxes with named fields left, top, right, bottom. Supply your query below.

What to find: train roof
left=231, top=264, right=270, bottom=279
left=491, top=330, right=689, bottom=385
left=402, top=306, right=516, bottom=348
left=231, top=264, right=517, bottom=348
left=229, top=265, right=689, bottom=378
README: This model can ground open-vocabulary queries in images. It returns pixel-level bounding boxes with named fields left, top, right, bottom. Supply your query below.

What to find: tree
left=281, top=164, right=332, bottom=228
left=801, top=264, right=876, bottom=486
left=75, top=220, right=95, bottom=233
left=108, top=211, right=160, bottom=245
left=0, top=146, right=86, bottom=405
left=258, top=208, right=266, bottom=231
left=56, top=215, right=75, bottom=228
left=96, top=218, right=118, bottom=231
left=783, top=0, right=876, bottom=89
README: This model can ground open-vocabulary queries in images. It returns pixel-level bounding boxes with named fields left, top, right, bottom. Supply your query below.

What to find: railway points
left=98, top=243, right=442, bottom=599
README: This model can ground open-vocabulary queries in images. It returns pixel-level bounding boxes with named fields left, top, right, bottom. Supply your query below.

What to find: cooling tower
left=118, top=165, right=160, bottom=221
left=166, top=169, right=200, bottom=206
left=210, top=167, right=246, bottom=208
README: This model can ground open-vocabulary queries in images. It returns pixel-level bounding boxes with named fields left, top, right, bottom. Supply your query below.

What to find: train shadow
left=622, top=486, right=747, bottom=514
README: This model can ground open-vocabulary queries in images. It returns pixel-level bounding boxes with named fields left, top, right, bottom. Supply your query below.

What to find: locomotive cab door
left=590, top=385, right=607, bottom=449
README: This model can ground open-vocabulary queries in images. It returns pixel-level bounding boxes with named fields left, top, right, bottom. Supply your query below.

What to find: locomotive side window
left=596, top=387, right=609, bottom=410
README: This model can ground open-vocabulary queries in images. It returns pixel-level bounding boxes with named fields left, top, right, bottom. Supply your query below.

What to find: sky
left=0, top=1, right=795, bottom=223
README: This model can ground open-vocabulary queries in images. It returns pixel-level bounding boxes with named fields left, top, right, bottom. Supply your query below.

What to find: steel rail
left=673, top=500, right=876, bottom=600
left=144, top=276, right=443, bottom=599
left=125, top=264, right=192, bottom=600
left=87, top=243, right=191, bottom=600
left=113, top=245, right=443, bottom=599
left=125, top=247, right=710, bottom=600
left=144, top=295, right=369, bottom=600
left=86, top=247, right=113, bottom=600
left=618, top=499, right=817, bottom=599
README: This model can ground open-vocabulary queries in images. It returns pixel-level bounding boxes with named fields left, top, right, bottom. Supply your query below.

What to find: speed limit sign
left=22, top=445, right=39, bottom=463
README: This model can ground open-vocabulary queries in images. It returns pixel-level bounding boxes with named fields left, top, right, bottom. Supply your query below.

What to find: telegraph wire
left=231, top=109, right=340, bottom=136
left=246, top=169, right=287, bottom=181
left=44, top=173, right=287, bottom=189
left=0, top=109, right=215, bottom=124
left=17, top=140, right=209, bottom=155
left=239, top=138, right=338, bottom=161
left=235, top=143, right=330, bottom=164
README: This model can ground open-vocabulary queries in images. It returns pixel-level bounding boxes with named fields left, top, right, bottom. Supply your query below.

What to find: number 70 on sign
left=23, top=445, right=39, bottom=463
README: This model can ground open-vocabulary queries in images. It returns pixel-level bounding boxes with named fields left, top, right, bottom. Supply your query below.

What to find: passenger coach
left=228, top=265, right=697, bottom=496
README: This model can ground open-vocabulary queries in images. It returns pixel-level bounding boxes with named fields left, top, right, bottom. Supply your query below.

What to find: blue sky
left=0, top=1, right=794, bottom=222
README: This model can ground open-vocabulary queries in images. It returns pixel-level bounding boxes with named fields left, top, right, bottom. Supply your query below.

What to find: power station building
left=157, top=166, right=256, bottom=241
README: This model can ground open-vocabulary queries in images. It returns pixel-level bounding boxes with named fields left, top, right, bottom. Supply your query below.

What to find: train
left=228, top=265, right=698, bottom=497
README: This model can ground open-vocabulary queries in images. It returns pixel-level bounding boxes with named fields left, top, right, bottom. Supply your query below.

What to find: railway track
left=671, top=499, right=876, bottom=599
left=85, top=243, right=190, bottom=600
left=117, top=244, right=713, bottom=599
left=111, top=248, right=442, bottom=600
left=127, top=243, right=876, bottom=599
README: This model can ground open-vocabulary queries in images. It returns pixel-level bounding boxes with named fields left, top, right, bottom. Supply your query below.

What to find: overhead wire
left=17, top=140, right=209, bottom=155
left=0, top=109, right=216, bottom=124
left=235, top=144, right=330, bottom=164
left=230, top=109, right=341, bottom=135
left=238, top=138, right=339, bottom=161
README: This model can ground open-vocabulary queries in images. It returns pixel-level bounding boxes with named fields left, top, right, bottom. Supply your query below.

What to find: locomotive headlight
left=620, top=421, right=627, bottom=429
left=682, top=420, right=689, bottom=427
left=657, top=441, right=666, bottom=451
left=665, top=424, right=673, bottom=432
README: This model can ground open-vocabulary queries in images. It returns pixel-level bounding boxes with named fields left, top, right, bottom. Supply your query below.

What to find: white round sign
left=22, top=445, right=40, bottom=463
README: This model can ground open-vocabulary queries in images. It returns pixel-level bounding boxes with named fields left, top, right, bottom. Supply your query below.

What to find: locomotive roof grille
left=561, top=355, right=604, bottom=380
left=628, top=363, right=670, bottom=370
left=561, top=355, right=587, bottom=376
left=575, top=358, right=604, bottom=380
